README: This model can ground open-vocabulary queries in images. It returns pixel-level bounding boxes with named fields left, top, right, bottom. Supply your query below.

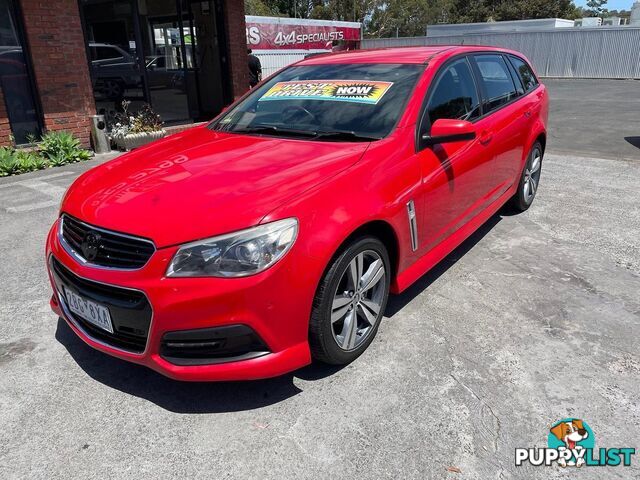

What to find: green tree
left=311, top=0, right=379, bottom=22
left=495, top=0, right=579, bottom=20
left=584, top=0, right=608, bottom=16
left=445, top=0, right=579, bottom=23
left=252, top=0, right=320, bottom=18
left=251, top=0, right=383, bottom=23
left=246, top=0, right=582, bottom=38
left=368, top=0, right=442, bottom=37
left=244, top=0, right=278, bottom=16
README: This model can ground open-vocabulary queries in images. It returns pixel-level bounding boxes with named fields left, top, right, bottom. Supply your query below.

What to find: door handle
left=479, top=132, right=493, bottom=145
left=524, top=110, right=532, bottom=118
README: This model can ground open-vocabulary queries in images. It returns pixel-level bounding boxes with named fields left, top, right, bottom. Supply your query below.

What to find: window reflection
left=145, top=17, right=191, bottom=124
left=80, top=0, right=227, bottom=129
left=0, top=0, right=42, bottom=144
left=81, top=0, right=146, bottom=126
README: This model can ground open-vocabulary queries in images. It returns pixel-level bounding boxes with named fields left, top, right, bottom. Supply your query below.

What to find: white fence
left=254, top=50, right=329, bottom=78
left=361, top=27, right=640, bottom=79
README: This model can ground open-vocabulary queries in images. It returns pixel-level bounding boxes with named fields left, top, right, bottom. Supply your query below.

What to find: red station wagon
left=46, top=46, right=548, bottom=381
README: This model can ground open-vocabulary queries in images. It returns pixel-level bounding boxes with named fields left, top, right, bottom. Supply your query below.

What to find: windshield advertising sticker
left=258, top=80, right=394, bottom=105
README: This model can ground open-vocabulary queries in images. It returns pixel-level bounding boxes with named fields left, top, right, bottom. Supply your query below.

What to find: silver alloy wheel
left=330, top=250, right=386, bottom=351
left=523, top=146, right=542, bottom=204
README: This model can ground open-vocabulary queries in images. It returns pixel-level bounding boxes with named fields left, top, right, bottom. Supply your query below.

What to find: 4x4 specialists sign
left=245, top=15, right=361, bottom=50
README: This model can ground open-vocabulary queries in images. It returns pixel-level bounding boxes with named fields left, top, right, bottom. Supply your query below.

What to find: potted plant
left=110, top=101, right=166, bottom=151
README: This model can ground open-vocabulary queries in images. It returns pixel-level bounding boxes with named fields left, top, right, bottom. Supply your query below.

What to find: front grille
left=61, top=214, right=155, bottom=269
left=50, top=257, right=152, bottom=353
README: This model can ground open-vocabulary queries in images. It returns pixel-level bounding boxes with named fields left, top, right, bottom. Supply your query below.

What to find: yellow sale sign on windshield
left=259, top=80, right=394, bottom=104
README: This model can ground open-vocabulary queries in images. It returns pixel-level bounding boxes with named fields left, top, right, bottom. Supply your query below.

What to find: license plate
left=64, top=287, right=113, bottom=333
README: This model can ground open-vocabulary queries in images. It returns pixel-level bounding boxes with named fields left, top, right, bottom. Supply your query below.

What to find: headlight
left=166, top=218, right=298, bottom=278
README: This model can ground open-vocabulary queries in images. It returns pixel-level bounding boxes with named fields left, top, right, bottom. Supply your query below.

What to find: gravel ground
left=0, top=149, right=638, bottom=479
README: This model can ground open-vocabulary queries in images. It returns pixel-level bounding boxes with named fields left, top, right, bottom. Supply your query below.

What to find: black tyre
left=102, top=79, right=125, bottom=100
left=309, top=236, right=391, bottom=365
left=509, top=141, right=543, bottom=212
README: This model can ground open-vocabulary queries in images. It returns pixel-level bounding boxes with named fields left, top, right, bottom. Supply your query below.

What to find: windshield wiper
left=233, top=125, right=380, bottom=142
left=313, top=130, right=381, bottom=142
left=235, top=125, right=318, bottom=138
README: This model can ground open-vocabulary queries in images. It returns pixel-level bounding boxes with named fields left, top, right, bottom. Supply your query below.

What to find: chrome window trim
left=49, top=255, right=153, bottom=357
left=58, top=214, right=156, bottom=271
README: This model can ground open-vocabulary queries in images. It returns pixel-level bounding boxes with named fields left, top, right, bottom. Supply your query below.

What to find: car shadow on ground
left=624, top=136, right=640, bottom=150
left=55, top=318, right=345, bottom=413
left=56, top=211, right=504, bottom=413
left=385, top=213, right=502, bottom=317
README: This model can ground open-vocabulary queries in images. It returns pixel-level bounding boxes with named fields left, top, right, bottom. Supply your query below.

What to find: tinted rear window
left=509, top=56, right=539, bottom=92
left=473, top=54, right=518, bottom=113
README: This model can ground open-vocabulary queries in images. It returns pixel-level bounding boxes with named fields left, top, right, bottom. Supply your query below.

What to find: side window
left=423, top=58, right=480, bottom=133
left=509, top=56, right=539, bottom=92
left=505, top=57, right=525, bottom=96
left=95, top=47, right=122, bottom=61
left=473, top=54, right=518, bottom=113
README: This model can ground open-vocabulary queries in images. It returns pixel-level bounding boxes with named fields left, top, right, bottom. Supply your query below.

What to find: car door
left=414, top=56, right=494, bottom=254
left=470, top=54, right=528, bottom=191
left=508, top=54, right=544, bottom=175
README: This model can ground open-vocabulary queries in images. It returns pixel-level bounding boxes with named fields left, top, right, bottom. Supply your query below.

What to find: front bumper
left=46, top=218, right=315, bottom=381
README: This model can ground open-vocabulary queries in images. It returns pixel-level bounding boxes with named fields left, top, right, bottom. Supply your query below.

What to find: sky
left=574, top=0, right=635, bottom=11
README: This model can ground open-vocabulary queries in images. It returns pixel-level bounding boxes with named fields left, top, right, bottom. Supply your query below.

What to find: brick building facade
left=0, top=0, right=249, bottom=148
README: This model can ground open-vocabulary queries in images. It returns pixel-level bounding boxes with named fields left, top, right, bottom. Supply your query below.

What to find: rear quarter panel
left=524, top=84, right=549, bottom=161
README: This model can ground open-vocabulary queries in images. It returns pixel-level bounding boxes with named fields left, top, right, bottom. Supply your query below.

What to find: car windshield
left=211, top=63, right=423, bottom=141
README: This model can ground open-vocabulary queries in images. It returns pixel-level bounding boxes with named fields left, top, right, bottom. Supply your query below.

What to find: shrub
left=110, top=100, right=163, bottom=138
left=0, top=130, right=91, bottom=177
left=47, top=152, right=68, bottom=167
left=39, top=131, right=91, bottom=163
left=0, top=147, right=19, bottom=177
left=0, top=148, right=46, bottom=176
left=15, top=150, right=44, bottom=173
left=129, top=104, right=163, bottom=134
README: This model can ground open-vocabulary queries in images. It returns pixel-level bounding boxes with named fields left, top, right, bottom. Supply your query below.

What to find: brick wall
left=0, top=0, right=246, bottom=149
left=222, top=0, right=250, bottom=100
left=0, top=88, right=12, bottom=146
left=20, top=0, right=95, bottom=147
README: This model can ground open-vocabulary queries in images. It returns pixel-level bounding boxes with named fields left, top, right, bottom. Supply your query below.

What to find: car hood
left=62, top=126, right=369, bottom=247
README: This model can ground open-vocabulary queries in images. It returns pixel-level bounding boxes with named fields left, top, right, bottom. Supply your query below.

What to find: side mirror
left=422, top=119, right=476, bottom=147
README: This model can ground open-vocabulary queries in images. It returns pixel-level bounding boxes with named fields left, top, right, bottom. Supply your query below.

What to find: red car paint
left=46, top=46, right=548, bottom=381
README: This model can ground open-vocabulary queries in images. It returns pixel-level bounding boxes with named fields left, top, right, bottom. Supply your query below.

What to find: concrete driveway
left=544, top=78, right=640, bottom=160
left=1, top=81, right=639, bottom=479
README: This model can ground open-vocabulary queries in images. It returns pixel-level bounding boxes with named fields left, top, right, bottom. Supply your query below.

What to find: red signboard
left=246, top=17, right=361, bottom=50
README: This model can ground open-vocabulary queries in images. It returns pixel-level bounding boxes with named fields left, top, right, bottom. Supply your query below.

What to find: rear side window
left=425, top=58, right=481, bottom=128
left=473, top=54, right=518, bottom=113
left=95, top=47, right=122, bottom=61
left=509, top=56, right=539, bottom=92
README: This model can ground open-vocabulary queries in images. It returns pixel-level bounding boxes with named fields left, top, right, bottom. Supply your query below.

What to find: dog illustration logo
left=516, top=418, right=635, bottom=468
left=549, top=419, right=591, bottom=467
